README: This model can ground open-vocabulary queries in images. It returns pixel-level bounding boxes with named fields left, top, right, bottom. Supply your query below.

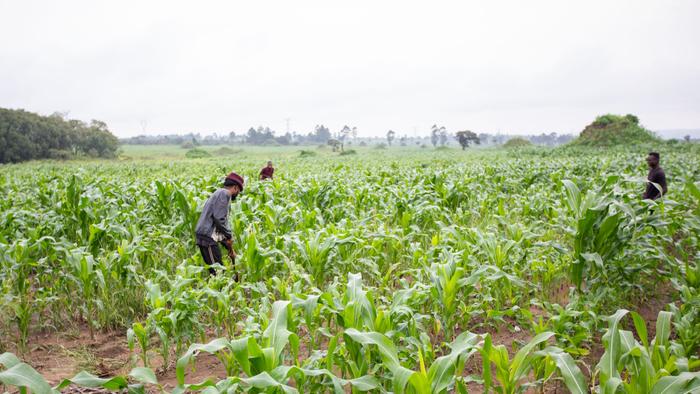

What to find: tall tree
left=438, top=126, right=448, bottom=146
left=339, top=125, right=351, bottom=143
left=386, top=130, right=396, bottom=146
left=0, top=108, right=118, bottom=163
left=430, top=125, right=439, bottom=147
left=455, top=130, right=480, bottom=150
left=311, top=125, right=331, bottom=143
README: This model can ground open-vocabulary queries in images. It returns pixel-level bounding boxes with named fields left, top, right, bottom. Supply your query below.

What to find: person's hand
left=228, top=249, right=236, bottom=259
left=224, top=238, right=233, bottom=248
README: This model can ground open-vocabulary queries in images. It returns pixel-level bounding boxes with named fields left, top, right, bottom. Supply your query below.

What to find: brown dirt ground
left=10, top=280, right=677, bottom=393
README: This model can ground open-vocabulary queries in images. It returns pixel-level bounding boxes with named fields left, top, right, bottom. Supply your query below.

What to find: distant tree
left=685, top=135, right=691, bottom=143
left=399, top=135, right=407, bottom=146
left=0, top=108, right=118, bottom=163
left=386, top=130, right=396, bottom=146
left=455, top=130, right=480, bottom=150
left=340, top=125, right=351, bottom=143
left=328, top=138, right=343, bottom=152
left=311, top=125, right=331, bottom=143
left=430, top=125, right=439, bottom=147
left=438, top=126, right=448, bottom=146
left=351, top=126, right=358, bottom=141
left=246, top=126, right=275, bottom=144
left=276, top=132, right=292, bottom=145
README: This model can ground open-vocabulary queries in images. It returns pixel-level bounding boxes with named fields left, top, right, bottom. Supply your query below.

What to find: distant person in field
left=195, top=172, right=244, bottom=275
left=259, top=160, right=274, bottom=180
left=642, top=152, right=667, bottom=200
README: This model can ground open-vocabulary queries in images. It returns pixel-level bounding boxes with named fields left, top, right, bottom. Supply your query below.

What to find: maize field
left=1, top=146, right=699, bottom=393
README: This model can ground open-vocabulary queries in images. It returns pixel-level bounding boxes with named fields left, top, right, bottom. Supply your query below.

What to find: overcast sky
left=1, top=1, right=699, bottom=138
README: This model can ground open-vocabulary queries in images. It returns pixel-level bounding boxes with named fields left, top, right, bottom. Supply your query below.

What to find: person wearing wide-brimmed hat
left=195, top=172, right=244, bottom=275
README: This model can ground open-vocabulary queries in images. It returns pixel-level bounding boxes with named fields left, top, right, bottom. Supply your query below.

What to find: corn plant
left=344, top=328, right=481, bottom=393
left=1, top=351, right=160, bottom=394
left=595, top=309, right=700, bottom=393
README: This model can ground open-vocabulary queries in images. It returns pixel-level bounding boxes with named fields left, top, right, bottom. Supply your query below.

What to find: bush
left=436, top=146, right=450, bottom=151
left=180, top=141, right=195, bottom=149
left=299, top=150, right=317, bottom=157
left=503, top=137, right=532, bottom=148
left=572, top=114, right=659, bottom=147
left=359, top=141, right=367, bottom=147
left=185, top=148, right=211, bottom=158
left=339, top=149, right=357, bottom=156
left=375, top=143, right=387, bottom=149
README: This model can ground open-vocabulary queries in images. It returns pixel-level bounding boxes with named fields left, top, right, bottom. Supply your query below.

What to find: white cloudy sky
left=1, top=0, right=699, bottom=137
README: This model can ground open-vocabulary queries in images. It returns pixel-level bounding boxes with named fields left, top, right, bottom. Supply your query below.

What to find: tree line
left=120, top=124, right=576, bottom=148
left=0, top=108, right=119, bottom=163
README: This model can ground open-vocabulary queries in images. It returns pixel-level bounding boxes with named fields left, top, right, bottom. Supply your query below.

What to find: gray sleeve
left=211, top=191, right=232, bottom=239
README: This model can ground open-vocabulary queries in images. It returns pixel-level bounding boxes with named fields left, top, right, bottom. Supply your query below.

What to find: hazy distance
left=1, top=0, right=699, bottom=138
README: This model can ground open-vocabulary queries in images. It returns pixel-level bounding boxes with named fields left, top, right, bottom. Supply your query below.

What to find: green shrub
left=503, top=137, right=532, bottom=148
left=185, top=148, right=211, bottom=158
left=299, top=149, right=317, bottom=157
left=572, top=113, right=660, bottom=147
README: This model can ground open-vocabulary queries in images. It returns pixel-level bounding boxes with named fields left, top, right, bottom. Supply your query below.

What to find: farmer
left=259, top=160, right=274, bottom=180
left=195, top=172, right=244, bottom=275
left=642, top=152, right=667, bottom=200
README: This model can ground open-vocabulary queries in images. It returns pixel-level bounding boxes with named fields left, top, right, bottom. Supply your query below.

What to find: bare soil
left=11, top=281, right=676, bottom=392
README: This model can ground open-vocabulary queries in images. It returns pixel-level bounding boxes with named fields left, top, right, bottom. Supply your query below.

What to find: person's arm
left=660, top=171, right=668, bottom=195
left=211, top=193, right=232, bottom=240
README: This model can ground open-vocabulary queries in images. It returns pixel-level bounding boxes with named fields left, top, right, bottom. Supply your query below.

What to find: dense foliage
left=0, top=108, right=119, bottom=163
left=1, top=147, right=699, bottom=393
left=572, top=114, right=661, bottom=147
left=502, top=137, right=532, bottom=148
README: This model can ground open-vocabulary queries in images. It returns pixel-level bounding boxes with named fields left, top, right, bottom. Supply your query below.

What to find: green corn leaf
left=543, top=348, right=587, bottom=394
left=0, top=352, right=22, bottom=369
left=481, top=334, right=493, bottom=393
left=176, top=338, right=230, bottom=385
left=597, top=309, right=629, bottom=386
left=428, top=332, right=480, bottom=393
left=229, top=336, right=252, bottom=376
left=263, top=300, right=294, bottom=363
left=650, top=372, right=700, bottom=394
left=0, top=362, right=53, bottom=394
left=128, top=367, right=158, bottom=385
left=511, top=331, right=554, bottom=381
left=654, top=310, right=673, bottom=349
left=55, top=371, right=128, bottom=391
left=631, top=311, right=649, bottom=348
left=562, top=180, right=582, bottom=216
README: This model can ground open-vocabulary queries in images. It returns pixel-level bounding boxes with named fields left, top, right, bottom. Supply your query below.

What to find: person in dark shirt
left=259, top=161, right=274, bottom=180
left=642, top=152, right=667, bottom=200
left=195, top=172, right=244, bottom=275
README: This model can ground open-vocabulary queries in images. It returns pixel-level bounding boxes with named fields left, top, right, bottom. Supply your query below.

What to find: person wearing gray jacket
left=195, top=172, right=244, bottom=275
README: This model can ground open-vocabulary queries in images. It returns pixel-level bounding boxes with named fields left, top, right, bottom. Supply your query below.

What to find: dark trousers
left=199, top=243, right=222, bottom=275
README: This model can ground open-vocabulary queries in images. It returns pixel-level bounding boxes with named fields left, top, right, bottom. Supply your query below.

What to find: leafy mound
left=185, top=148, right=211, bottom=158
left=572, top=114, right=660, bottom=146
left=299, top=149, right=317, bottom=157
left=503, top=137, right=532, bottom=148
